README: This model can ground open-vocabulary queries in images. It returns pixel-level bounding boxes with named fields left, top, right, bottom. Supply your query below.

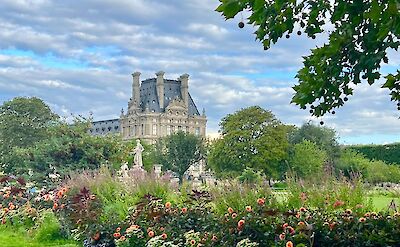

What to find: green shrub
left=289, top=140, right=327, bottom=178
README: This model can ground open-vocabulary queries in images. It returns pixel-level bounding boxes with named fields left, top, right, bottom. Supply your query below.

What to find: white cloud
left=0, top=0, right=398, bottom=144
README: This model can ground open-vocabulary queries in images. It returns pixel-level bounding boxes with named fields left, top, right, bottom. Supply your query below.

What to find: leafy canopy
left=216, top=0, right=400, bottom=116
left=0, top=97, right=59, bottom=164
left=208, top=106, right=290, bottom=178
left=153, top=131, right=205, bottom=183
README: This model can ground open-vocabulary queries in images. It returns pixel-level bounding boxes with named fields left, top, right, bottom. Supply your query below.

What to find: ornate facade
left=90, top=71, right=207, bottom=143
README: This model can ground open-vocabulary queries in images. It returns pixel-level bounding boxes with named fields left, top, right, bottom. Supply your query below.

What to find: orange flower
left=132, top=224, right=140, bottom=230
left=9, top=204, right=15, bottom=210
left=212, top=235, right=218, bottom=241
left=286, top=241, right=294, bottom=247
left=345, top=209, right=352, bottom=214
left=56, top=190, right=63, bottom=198
left=182, top=207, right=188, bottom=213
left=161, top=233, right=167, bottom=239
left=44, top=194, right=50, bottom=201
left=364, top=212, right=370, bottom=217
left=287, top=226, right=295, bottom=235
left=120, top=235, right=126, bottom=241
left=113, top=232, right=121, bottom=238
left=52, top=203, right=58, bottom=210
left=231, top=213, right=237, bottom=219
left=237, top=219, right=245, bottom=228
left=279, top=233, right=285, bottom=240
left=148, top=230, right=155, bottom=237
left=190, top=239, right=196, bottom=245
left=298, top=221, right=305, bottom=227
left=359, top=217, right=366, bottom=223
left=165, top=202, right=171, bottom=208
left=257, top=198, right=265, bottom=206
left=245, top=206, right=252, bottom=212
left=333, top=200, right=344, bottom=208
left=228, top=207, right=234, bottom=214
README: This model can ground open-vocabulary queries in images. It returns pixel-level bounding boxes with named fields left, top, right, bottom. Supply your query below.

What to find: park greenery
left=1, top=97, right=400, bottom=247
left=216, top=0, right=400, bottom=116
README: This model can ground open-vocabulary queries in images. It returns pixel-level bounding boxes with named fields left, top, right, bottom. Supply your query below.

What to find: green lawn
left=0, top=227, right=77, bottom=247
left=370, top=196, right=399, bottom=211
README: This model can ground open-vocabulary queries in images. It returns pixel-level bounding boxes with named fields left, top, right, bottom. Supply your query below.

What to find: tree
left=3, top=117, right=125, bottom=178
left=0, top=97, right=59, bottom=164
left=289, top=140, right=327, bottom=178
left=216, top=0, right=400, bottom=116
left=208, top=106, right=290, bottom=179
left=289, top=122, right=340, bottom=163
left=153, top=131, right=205, bottom=184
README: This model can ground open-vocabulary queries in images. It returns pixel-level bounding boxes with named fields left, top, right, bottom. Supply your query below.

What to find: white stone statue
left=132, top=139, right=144, bottom=168
left=119, top=162, right=129, bottom=177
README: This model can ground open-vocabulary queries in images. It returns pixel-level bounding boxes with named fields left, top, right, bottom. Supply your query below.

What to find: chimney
left=156, top=71, right=165, bottom=109
left=180, top=73, right=189, bottom=108
left=132, top=72, right=141, bottom=105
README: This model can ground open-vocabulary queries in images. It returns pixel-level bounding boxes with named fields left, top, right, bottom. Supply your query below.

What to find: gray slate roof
left=139, top=78, right=200, bottom=116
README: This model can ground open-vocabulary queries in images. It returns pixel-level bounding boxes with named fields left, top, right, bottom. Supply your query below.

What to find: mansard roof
left=139, top=78, right=200, bottom=116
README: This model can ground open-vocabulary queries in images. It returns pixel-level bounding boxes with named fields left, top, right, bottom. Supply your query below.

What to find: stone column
left=132, top=72, right=141, bottom=105
left=180, top=73, right=189, bottom=109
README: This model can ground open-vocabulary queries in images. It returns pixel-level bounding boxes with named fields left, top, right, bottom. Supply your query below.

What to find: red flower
left=212, top=235, right=218, bottom=241
left=116, top=227, right=121, bottom=232
left=333, top=200, right=344, bottom=208
left=299, top=207, right=307, bottom=212
left=113, top=232, right=121, bottom=238
left=182, top=207, right=188, bottom=213
left=279, top=233, right=285, bottom=240
left=282, top=223, right=289, bottom=229
left=190, top=239, right=196, bottom=245
left=237, top=219, right=245, bottom=228
left=257, top=198, right=265, bottom=206
left=120, top=236, right=126, bottom=241
left=161, top=233, right=167, bottom=239
left=359, top=217, right=366, bottom=223
left=231, top=213, right=237, bottom=219
left=148, top=230, right=155, bottom=238
left=228, top=207, right=234, bottom=214
left=245, top=206, right=252, bottom=212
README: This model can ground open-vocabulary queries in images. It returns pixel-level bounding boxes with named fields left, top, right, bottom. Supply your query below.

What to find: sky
left=0, top=0, right=399, bottom=145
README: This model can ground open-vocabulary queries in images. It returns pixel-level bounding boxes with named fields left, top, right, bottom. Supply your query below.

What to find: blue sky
left=0, top=0, right=399, bottom=144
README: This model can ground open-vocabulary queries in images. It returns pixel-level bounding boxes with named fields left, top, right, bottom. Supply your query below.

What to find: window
left=141, top=124, right=144, bottom=135
left=186, top=126, right=189, bottom=133
left=167, top=125, right=171, bottom=135
left=152, top=125, right=157, bottom=136
left=195, top=127, right=200, bottom=136
left=178, top=126, right=182, bottom=131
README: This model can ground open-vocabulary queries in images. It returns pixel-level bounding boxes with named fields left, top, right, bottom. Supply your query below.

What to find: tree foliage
left=0, top=97, right=59, bottom=159
left=337, top=149, right=400, bottom=183
left=3, top=118, right=126, bottom=177
left=153, top=131, right=205, bottom=184
left=289, top=140, right=327, bottom=178
left=208, top=106, right=290, bottom=178
left=216, top=0, right=400, bottom=115
left=289, top=121, right=340, bottom=162
left=347, top=142, right=400, bottom=165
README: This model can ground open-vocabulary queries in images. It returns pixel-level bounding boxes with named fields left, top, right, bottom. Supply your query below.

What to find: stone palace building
left=90, top=71, right=207, bottom=143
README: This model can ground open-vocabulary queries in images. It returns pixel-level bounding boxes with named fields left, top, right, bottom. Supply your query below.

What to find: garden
left=1, top=97, right=400, bottom=246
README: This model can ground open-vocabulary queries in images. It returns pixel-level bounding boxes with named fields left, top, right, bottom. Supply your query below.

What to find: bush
left=289, top=140, right=327, bottom=178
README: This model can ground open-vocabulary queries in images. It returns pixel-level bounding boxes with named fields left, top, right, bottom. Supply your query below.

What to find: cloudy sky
left=0, top=0, right=399, bottom=144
